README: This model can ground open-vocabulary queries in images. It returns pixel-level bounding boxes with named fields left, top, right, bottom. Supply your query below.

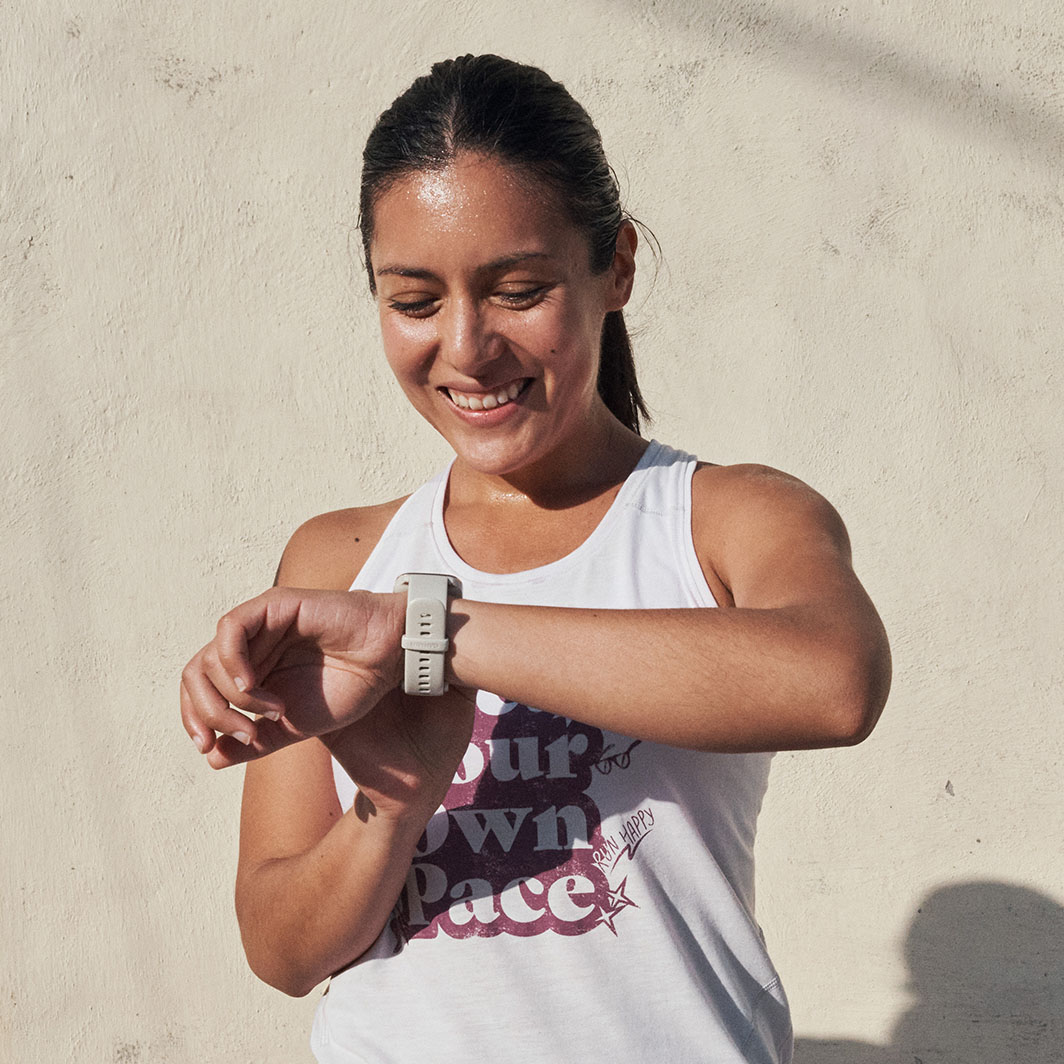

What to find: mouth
left=442, top=378, right=531, bottom=412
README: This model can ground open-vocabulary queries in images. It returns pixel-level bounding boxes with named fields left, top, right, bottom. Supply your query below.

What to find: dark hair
left=359, top=54, right=649, bottom=435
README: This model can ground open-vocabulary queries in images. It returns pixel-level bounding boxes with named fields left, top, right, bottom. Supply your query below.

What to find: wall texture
left=3, top=2, right=1061, bottom=1061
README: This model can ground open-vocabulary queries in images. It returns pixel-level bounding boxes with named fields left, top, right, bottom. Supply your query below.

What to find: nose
left=439, top=297, right=500, bottom=379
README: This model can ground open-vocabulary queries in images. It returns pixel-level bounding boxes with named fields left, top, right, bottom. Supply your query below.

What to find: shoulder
left=691, top=462, right=849, bottom=539
left=276, top=497, right=408, bottom=591
left=690, top=462, right=853, bottom=606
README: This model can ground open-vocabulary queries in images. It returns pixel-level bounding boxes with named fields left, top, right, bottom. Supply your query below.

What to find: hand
left=321, top=686, right=476, bottom=822
left=180, top=587, right=406, bottom=769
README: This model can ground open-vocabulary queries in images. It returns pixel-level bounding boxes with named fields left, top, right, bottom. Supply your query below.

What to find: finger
left=213, top=610, right=257, bottom=700
left=214, top=590, right=294, bottom=695
left=180, top=678, right=216, bottom=755
left=205, top=716, right=308, bottom=769
left=182, top=657, right=258, bottom=748
left=199, top=642, right=286, bottom=727
left=208, top=666, right=288, bottom=723
left=205, top=733, right=259, bottom=769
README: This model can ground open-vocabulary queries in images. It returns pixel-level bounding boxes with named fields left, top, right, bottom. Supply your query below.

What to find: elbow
left=820, top=633, right=892, bottom=747
left=242, top=940, right=324, bottom=998
left=826, top=699, right=881, bottom=748
left=266, top=972, right=321, bottom=1000
left=237, top=899, right=326, bottom=998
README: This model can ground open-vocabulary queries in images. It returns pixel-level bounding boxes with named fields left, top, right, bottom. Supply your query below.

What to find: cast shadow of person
left=793, top=881, right=1064, bottom=1063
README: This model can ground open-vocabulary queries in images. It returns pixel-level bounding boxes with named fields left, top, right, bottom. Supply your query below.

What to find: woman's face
left=368, top=153, right=634, bottom=479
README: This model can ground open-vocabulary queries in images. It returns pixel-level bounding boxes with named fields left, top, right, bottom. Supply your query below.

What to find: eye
left=386, top=297, right=438, bottom=318
left=494, top=285, right=549, bottom=309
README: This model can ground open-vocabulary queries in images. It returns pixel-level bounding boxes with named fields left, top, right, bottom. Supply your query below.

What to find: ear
left=604, top=221, right=638, bottom=312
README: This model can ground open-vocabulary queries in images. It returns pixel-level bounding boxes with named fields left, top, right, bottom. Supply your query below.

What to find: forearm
left=447, top=599, right=890, bottom=751
left=236, top=796, right=428, bottom=997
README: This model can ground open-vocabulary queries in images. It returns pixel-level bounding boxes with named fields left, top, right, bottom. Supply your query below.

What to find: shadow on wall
left=794, top=882, right=1064, bottom=1064
left=613, top=0, right=1063, bottom=165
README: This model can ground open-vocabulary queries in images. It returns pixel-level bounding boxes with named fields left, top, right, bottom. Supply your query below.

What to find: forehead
left=369, top=154, right=589, bottom=271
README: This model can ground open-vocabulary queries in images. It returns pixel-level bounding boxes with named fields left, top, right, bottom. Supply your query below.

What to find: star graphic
left=595, top=907, right=619, bottom=935
left=606, top=877, right=637, bottom=913
left=595, top=877, right=638, bottom=935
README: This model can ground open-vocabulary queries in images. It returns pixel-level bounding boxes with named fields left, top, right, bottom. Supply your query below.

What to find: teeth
left=447, top=380, right=526, bottom=411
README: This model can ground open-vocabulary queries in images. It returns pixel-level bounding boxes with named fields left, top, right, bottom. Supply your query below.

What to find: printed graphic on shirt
left=392, top=694, right=653, bottom=943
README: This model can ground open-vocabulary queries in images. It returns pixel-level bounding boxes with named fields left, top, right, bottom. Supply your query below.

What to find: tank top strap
left=616, top=439, right=695, bottom=516
left=608, top=441, right=716, bottom=609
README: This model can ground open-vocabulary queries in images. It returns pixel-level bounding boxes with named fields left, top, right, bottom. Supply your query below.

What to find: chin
left=452, top=445, right=531, bottom=476
left=444, top=432, right=546, bottom=477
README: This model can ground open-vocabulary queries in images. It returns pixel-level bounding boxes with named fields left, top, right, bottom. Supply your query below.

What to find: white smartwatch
left=393, top=573, right=462, bottom=696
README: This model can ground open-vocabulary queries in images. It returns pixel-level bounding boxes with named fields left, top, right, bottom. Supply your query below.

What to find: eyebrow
left=374, top=251, right=553, bottom=281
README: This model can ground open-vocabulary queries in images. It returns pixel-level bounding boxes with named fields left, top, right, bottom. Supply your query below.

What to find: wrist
left=352, top=788, right=441, bottom=841
left=444, top=598, right=469, bottom=688
left=378, top=590, right=409, bottom=689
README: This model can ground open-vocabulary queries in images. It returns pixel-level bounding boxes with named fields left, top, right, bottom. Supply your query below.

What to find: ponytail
left=598, top=310, right=648, bottom=435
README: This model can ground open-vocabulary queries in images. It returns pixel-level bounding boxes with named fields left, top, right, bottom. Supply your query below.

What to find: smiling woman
left=179, top=54, right=889, bottom=1064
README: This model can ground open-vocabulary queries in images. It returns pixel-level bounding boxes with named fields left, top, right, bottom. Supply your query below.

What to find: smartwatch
left=393, top=573, right=463, bottom=696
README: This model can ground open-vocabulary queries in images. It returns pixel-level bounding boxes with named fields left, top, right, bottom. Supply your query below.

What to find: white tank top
left=313, top=441, right=792, bottom=1064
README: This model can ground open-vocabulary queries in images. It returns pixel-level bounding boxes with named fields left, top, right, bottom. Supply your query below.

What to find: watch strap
left=393, top=573, right=461, bottom=696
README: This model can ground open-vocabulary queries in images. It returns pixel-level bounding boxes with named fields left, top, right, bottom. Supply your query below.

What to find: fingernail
left=263, top=710, right=282, bottom=722
left=234, top=676, right=248, bottom=693
left=233, top=730, right=252, bottom=746
left=193, top=734, right=206, bottom=753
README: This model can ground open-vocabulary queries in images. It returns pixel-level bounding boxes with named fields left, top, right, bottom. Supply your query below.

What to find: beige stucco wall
left=3, top=2, right=1061, bottom=1061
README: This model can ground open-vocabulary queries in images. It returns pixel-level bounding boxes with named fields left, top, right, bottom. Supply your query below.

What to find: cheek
left=532, top=308, right=603, bottom=389
left=518, top=297, right=600, bottom=353
left=380, top=317, right=431, bottom=380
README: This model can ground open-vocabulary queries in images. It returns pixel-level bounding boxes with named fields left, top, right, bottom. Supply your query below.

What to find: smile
left=444, top=379, right=530, bottom=411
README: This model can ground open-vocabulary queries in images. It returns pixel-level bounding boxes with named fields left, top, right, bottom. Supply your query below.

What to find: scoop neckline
left=429, top=439, right=664, bottom=586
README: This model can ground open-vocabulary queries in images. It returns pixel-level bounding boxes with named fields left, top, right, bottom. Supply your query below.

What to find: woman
left=181, top=54, right=890, bottom=1063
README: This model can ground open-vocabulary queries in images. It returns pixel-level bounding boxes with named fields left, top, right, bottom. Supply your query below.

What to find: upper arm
left=692, top=463, right=891, bottom=727
left=237, top=499, right=405, bottom=886
left=692, top=464, right=860, bottom=609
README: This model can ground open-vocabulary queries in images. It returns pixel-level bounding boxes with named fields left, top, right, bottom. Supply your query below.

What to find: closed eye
left=386, top=297, right=438, bottom=318
left=494, top=285, right=549, bottom=309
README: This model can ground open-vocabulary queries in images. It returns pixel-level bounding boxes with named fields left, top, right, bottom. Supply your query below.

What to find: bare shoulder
left=277, top=496, right=408, bottom=591
left=692, top=462, right=850, bottom=545
left=690, top=462, right=854, bottom=607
